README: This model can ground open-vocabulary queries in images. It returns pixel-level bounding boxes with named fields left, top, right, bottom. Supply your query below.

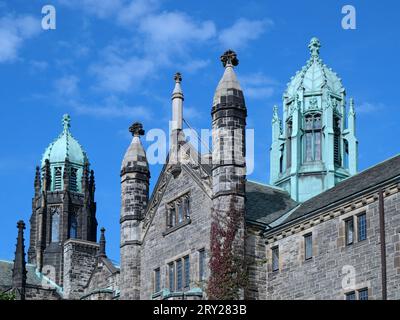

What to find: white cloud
left=218, top=18, right=273, bottom=50
left=240, top=72, right=279, bottom=100
left=70, top=96, right=153, bottom=119
left=357, top=102, right=384, bottom=114
left=0, top=14, right=41, bottom=63
left=55, top=75, right=80, bottom=96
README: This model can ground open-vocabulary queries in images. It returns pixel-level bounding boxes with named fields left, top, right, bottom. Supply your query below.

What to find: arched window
left=69, top=214, right=77, bottom=239
left=54, top=167, right=62, bottom=190
left=304, top=113, right=322, bottom=162
left=333, top=116, right=341, bottom=166
left=286, top=120, right=292, bottom=169
left=51, top=207, right=60, bottom=242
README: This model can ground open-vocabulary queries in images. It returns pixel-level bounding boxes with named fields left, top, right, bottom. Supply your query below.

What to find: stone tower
left=120, top=122, right=150, bottom=300
left=210, top=50, right=247, bottom=297
left=270, top=38, right=358, bottom=202
left=28, top=114, right=97, bottom=285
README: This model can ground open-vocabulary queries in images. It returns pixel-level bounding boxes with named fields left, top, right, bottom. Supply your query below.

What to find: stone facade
left=263, top=183, right=400, bottom=300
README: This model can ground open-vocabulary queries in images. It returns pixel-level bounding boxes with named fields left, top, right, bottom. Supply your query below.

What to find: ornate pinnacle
left=308, top=37, right=321, bottom=58
left=220, top=49, right=239, bottom=68
left=174, top=72, right=182, bottom=83
left=272, top=105, right=279, bottom=123
left=129, top=122, right=145, bottom=137
left=99, top=227, right=106, bottom=257
left=62, top=114, right=71, bottom=132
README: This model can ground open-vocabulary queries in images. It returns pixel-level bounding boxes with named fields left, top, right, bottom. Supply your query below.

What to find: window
left=184, top=256, right=190, bottom=288
left=199, top=249, right=205, bottom=281
left=176, top=259, right=183, bottom=291
left=304, top=113, right=322, bottom=162
left=286, top=120, right=292, bottom=169
left=154, top=268, right=160, bottom=293
left=51, top=208, right=60, bottom=242
left=166, top=194, right=190, bottom=230
left=358, top=288, right=368, bottom=300
left=272, top=246, right=279, bottom=272
left=168, top=263, right=175, bottom=292
left=334, top=116, right=341, bottom=166
left=345, top=217, right=354, bottom=246
left=346, top=291, right=356, bottom=300
left=69, top=167, right=78, bottom=192
left=54, top=167, right=62, bottom=190
left=357, top=213, right=367, bottom=242
left=304, top=233, right=313, bottom=260
left=69, top=214, right=77, bottom=239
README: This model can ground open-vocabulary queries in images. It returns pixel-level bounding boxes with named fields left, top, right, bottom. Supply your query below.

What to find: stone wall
left=25, top=285, right=61, bottom=300
left=140, top=167, right=212, bottom=299
left=63, top=239, right=98, bottom=299
left=263, top=185, right=400, bottom=300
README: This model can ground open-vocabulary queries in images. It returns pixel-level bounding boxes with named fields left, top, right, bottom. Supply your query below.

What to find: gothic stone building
left=1, top=38, right=399, bottom=300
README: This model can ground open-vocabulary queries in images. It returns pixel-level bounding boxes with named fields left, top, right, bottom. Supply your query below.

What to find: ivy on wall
left=207, top=198, right=247, bottom=299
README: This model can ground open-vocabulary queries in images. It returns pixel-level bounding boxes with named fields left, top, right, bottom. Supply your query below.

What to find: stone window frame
left=304, top=233, right=313, bottom=261
left=339, top=208, right=368, bottom=248
left=153, top=267, right=161, bottom=294
left=271, top=246, right=279, bottom=272
left=344, top=216, right=354, bottom=246
left=50, top=206, right=61, bottom=243
left=357, top=212, right=367, bottom=242
left=163, top=191, right=191, bottom=236
left=198, top=248, right=206, bottom=282
left=344, top=287, right=370, bottom=300
left=165, top=250, right=192, bottom=293
left=303, top=112, right=322, bottom=163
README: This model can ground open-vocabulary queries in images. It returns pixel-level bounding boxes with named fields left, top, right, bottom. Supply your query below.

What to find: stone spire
left=171, top=72, right=184, bottom=132
left=98, top=227, right=106, bottom=257
left=12, top=220, right=27, bottom=300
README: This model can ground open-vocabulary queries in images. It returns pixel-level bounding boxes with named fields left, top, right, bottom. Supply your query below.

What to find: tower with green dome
left=270, top=38, right=358, bottom=202
left=28, top=114, right=97, bottom=286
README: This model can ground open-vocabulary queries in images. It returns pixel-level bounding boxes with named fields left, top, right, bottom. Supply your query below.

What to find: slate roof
left=0, top=260, right=42, bottom=290
left=277, top=154, right=400, bottom=228
left=245, top=181, right=298, bottom=227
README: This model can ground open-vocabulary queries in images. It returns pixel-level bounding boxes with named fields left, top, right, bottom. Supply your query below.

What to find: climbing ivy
left=207, top=198, right=247, bottom=299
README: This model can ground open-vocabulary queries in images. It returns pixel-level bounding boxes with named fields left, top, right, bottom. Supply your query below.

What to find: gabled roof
left=245, top=181, right=298, bottom=227
left=275, top=154, right=400, bottom=228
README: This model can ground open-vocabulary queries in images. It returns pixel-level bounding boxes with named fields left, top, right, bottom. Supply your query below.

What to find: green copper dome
left=285, top=38, right=345, bottom=98
left=41, top=114, right=88, bottom=167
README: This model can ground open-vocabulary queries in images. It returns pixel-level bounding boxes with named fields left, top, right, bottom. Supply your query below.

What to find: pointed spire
left=98, top=227, right=106, bottom=257
left=122, top=122, right=149, bottom=173
left=213, top=50, right=242, bottom=106
left=12, top=220, right=27, bottom=300
left=89, top=169, right=95, bottom=197
left=34, top=166, right=41, bottom=195
left=308, top=37, right=321, bottom=59
left=171, top=72, right=184, bottom=132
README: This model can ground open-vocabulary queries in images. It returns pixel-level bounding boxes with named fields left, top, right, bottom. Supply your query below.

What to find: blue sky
left=0, top=0, right=399, bottom=264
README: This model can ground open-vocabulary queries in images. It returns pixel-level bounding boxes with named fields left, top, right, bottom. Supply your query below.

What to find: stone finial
left=129, top=122, right=145, bottom=137
left=308, top=37, right=321, bottom=58
left=98, top=227, right=106, bottom=257
left=272, top=105, right=279, bottom=123
left=220, top=49, right=239, bottom=68
left=349, top=97, right=356, bottom=115
left=12, top=220, right=27, bottom=300
left=174, top=72, right=182, bottom=83
left=62, top=114, right=71, bottom=132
